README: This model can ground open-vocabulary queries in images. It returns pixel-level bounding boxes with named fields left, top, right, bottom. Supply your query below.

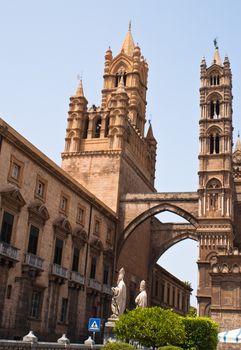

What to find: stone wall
left=0, top=341, right=101, bottom=350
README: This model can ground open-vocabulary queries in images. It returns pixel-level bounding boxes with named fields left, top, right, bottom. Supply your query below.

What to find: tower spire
left=120, top=22, right=135, bottom=56
left=75, top=77, right=84, bottom=97
left=212, top=38, right=222, bottom=66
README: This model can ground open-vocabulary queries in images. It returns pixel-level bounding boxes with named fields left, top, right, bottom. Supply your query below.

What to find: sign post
left=88, top=318, right=101, bottom=343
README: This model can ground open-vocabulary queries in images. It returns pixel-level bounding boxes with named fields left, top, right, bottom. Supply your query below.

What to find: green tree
left=182, top=317, right=218, bottom=350
left=115, top=307, right=186, bottom=348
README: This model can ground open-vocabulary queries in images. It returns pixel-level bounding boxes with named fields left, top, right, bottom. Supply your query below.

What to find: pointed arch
left=109, top=55, right=132, bottom=75
left=122, top=202, right=199, bottom=243
left=93, top=116, right=102, bottom=138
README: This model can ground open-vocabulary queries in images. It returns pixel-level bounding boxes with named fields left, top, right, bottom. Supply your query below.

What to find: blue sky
left=1, top=0, right=241, bottom=306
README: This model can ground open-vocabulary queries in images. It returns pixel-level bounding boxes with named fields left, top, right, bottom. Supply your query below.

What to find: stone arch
left=206, top=91, right=223, bottom=103
left=150, top=231, right=198, bottom=267
left=122, top=202, right=199, bottom=243
left=110, top=56, right=132, bottom=74
left=206, top=125, right=222, bottom=136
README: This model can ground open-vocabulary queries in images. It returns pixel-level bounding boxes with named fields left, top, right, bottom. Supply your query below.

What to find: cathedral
left=0, top=26, right=241, bottom=341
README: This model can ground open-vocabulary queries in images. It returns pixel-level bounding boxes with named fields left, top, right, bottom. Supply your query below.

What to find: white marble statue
left=135, top=280, right=147, bottom=308
left=111, top=267, right=126, bottom=317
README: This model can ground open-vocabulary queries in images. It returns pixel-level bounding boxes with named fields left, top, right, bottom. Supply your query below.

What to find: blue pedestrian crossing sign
left=88, top=318, right=101, bottom=332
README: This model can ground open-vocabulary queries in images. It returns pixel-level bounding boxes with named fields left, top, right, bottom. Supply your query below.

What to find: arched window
left=210, top=134, right=214, bottom=154
left=210, top=100, right=220, bottom=118
left=207, top=178, right=222, bottom=212
left=123, top=72, right=127, bottom=86
left=94, top=117, right=101, bottom=138
left=210, top=75, right=220, bottom=86
left=115, top=71, right=127, bottom=87
left=104, top=116, right=110, bottom=137
left=83, top=117, right=89, bottom=139
left=215, top=134, right=220, bottom=154
left=115, top=73, right=120, bottom=87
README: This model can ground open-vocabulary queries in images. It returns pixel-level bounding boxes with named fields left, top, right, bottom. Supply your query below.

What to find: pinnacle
left=120, top=23, right=135, bottom=56
left=212, top=47, right=222, bottom=66
left=235, top=134, right=241, bottom=152
left=75, top=79, right=84, bottom=97
left=116, top=75, right=126, bottom=93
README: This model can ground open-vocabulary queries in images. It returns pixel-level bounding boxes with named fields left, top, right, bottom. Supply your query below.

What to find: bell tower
left=197, top=43, right=234, bottom=316
left=61, top=26, right=157, bottom=213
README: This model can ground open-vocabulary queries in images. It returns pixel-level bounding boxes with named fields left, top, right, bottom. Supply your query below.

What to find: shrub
left=158, top=347, right=183, bottom=350
left=102, top=342, right=135, bottom=350
left=115, top=307, right=186, bottom=348
left=182, top=317, right=218, bottom=350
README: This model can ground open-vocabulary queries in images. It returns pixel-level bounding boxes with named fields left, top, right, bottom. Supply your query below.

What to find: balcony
left=0, top=241, right=19, bottom=262
left=24, top=253, right=44, bottom=270
left=51, top=263, right=68, bottom=279
left=102, top=284, right=113, bottom=295
left=87, top=278, right=102, bottom=291
left=70, top=271, right=85, bottom=285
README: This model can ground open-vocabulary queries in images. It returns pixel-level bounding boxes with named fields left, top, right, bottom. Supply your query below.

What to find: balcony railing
left=51, top=263, right=68, bottom=279
left=0, top=241, right=19, bottom=261
left=70, top=271, right=85, bottom=285
left=24, top=253, right=44, bottom=270
left=102, top=284, right=113, bottom=295
left=87, top=278, right=102, bottom=291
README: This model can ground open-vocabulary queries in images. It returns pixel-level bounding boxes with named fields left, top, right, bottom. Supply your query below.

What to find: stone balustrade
left=87, top=278, right=102, bottom=291
left=0, top=241, right=19, bottom=261
left=24, top=253, right=44, bottom=270
left=70, top=271, right=85, bottom=285
left=102, top=284, right=112, bottom=295
left=51, top=263, right=68, bottom=279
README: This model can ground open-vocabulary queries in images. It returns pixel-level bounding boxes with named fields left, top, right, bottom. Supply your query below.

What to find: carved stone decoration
left=135, top=280, right=147, bottom=308
left=28, top=200, right=50, bottom=225
left=89, top=238, right=104, bottom=255
left=0, top=184, right=26, bottom=211
left=72, top=226, right=87, bottom=248
left=53, top=215, right=72, bottom=238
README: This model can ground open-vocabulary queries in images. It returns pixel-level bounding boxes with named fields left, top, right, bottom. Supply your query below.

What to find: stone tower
left=197, top=45, right=234, bottom=316
left=61, top=25, right=157, bottom=213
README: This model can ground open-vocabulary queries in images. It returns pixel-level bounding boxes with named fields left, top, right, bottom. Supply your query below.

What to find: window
left=29, top=291, right=41, bottom=319
left=6, top=285, right=12, bottom=299
left=72, top=247, right=80, bottom=272
left=94, top=220, right=100, bottom=235
left=94, top=117, right=101, bottom=138
left=83, top=117, right=89, bottom=139
left=177, top=291, right=180, bottom=309
left=54, top=238, right=63, bottom=265
left=210, top=75, right=220, bottom=86
left=161, top=283, right=165, bottom=302
left=210, top=100, right=220, bottom=118
left=60, top=298, right=68, bottom=323
left=103, top=264, right=109, bottom=284
left=210, top=134, right=214, bottom=154
left=167, top=284, right=170, bottom=305
left=90, top=256, right=97, bottom=279
left=8, top=156, right=24, bottom=186
left=106, top=227, right=112, bottom=243
left=76, top=206, right=84, bottom=224
left=104, top=116, right=110, bottom=137
left=60, top=195, right=68, bottom=213
left=155, top=280, right=159, bottom=297
left=210, top=134, right=220, bottom=154
left=35, top=177, right=46, bottom=200
left=0, top=211, right=14, bottom=244
left=27, top=225, right=39, bottom=255
left=172, top=288, right=176, bottom=306
left=12, top=163, right=20, bottom=180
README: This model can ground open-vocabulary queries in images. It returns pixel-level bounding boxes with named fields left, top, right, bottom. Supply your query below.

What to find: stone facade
left=151, top=264, right=192, bottom=316
left=0, top=119, right=117, bottom=341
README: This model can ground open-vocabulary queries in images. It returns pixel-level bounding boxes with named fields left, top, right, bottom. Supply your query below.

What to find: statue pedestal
left=104, top=316, right=118, bottom=343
